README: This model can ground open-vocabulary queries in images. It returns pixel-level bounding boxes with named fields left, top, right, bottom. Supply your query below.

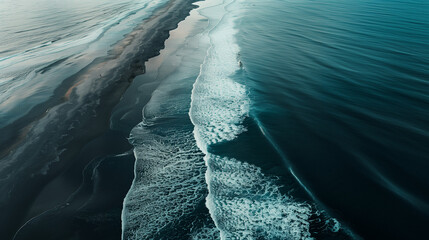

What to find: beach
left=1, top=0, right=428, bottom=239
left=0, top=0, right=199, bottom=239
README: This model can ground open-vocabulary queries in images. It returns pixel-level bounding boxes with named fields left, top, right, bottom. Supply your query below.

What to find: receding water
left=1, top=0, right=428, bottom=239
left=0, top=0, right=168, bottom=127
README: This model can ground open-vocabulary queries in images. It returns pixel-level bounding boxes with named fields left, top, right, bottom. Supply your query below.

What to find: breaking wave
left=189, top=0, right=317, bottom=239
left=121, top=123, right=207, bottom=239
left=205, top=154, right=314, bottom=239
left=121, top=0, right=350, bottom=239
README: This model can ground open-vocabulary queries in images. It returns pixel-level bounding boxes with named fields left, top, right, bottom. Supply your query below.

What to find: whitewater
left=1, top=0, right=426, bottom=238
left=121, top=0, right=350, bottom=239
left=189, top=0, right=316, bottom=239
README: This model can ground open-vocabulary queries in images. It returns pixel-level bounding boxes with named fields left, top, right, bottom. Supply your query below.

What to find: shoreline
left=120, top=0, right=218, bottom=237
left=0, top=0, right=199, bottom=239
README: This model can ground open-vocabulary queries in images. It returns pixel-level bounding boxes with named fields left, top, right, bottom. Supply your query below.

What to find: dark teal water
left=1, top=0, right=428, bottom=238
left=237, top=0, right=429, bottom=238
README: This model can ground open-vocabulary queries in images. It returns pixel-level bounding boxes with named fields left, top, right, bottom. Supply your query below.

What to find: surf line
left=252, top=114, right=318, bottom=200
left=252, top=114, right=362, bottom=239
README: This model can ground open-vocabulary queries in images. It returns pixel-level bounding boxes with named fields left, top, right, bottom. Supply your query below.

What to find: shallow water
left=1, top=0, right=428, bottom=239
left=120, top=2, right=214, bottom=238
left=0, top=0, right=168, bottom=127
left=122, top=0, right=353, bottom=239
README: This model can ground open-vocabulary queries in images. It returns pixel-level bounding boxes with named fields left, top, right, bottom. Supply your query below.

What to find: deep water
left=236, top=0, right=429, bottom=239
left=122, top=0, right=355, bottom=239
left=0, top=0, right=428, bottom=239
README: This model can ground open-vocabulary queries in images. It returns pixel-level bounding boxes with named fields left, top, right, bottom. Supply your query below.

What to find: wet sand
left=0, top=0, right=198, bottom=239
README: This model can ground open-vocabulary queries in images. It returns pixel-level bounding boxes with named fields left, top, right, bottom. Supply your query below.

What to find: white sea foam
left=121, top=126, right=207, bottom=240
left=189, top=0, right=316, bottom=239
left=191, top=225, right=221, bottom=240
left=205, top=154, right=314, bottom=240
left=121, top=1, right=218, bottom=238
left=189, top=0, right=249, bottom=149
left=122, top=0, right=340, bottom=238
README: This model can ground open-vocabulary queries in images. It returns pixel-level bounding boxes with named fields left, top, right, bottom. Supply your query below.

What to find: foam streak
left=189, top=0, right=314, bottom=239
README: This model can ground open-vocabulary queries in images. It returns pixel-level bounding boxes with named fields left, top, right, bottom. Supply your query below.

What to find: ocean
left=0, top=0, right=428, bottom=239
left=235, top=0, right=429, bottom=239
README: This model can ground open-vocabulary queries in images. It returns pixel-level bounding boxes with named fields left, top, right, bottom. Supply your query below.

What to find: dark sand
left=0, top=0, right=198, bottom=239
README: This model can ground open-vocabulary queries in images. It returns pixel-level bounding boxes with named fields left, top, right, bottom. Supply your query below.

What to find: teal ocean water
left=124, top=0, right=425, bottom=238
left=0, top=0, right=428, bottom=239
left=236, top=0, right=429, bottom=239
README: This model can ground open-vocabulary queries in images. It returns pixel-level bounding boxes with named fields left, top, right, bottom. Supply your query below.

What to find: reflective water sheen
left=0, top=0, right=167, bottom=127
